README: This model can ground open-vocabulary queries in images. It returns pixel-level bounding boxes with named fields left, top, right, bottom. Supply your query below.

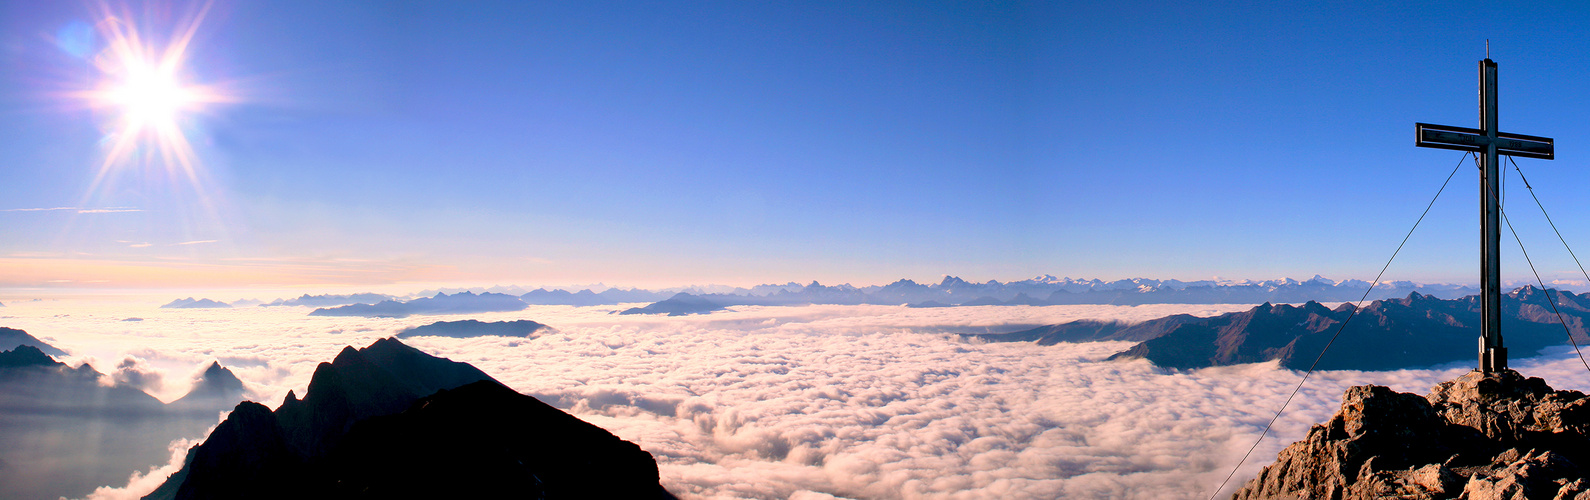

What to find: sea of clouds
left=8, top=296, right=1590, bottom=499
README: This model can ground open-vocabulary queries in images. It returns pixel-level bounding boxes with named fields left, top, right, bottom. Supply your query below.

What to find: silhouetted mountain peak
left=940, top=276, right=970, bottom=287
left=0, top=344, right=58, bottom=370
left=330, top=345, right=363, bottom=368
left=0, top=327, right=68, bottom=357
left=145, top=338, right=672, bottom=500
left=195, top=361, right=241, bottom=393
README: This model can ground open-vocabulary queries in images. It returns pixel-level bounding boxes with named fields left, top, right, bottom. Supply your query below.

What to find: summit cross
left=1414, top=58, right=1555, bottom=373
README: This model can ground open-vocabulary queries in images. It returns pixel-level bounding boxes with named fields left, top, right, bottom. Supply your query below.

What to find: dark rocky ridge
left=145, top=337, right=673, bottom=499
left=1234, top=370, right=1590, bottom=499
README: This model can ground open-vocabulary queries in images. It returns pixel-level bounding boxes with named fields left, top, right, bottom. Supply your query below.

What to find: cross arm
left=1416, top=123, right=1555, bottom=160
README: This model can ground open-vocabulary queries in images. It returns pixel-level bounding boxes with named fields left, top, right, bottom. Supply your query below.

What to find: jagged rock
left=1234, top=370, right=1590, bottom=500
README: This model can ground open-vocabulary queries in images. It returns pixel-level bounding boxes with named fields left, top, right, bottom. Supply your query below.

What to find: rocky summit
left=1234, top=370, right=1590, bottom=500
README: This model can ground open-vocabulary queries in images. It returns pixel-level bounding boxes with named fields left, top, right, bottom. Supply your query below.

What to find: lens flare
left=74, top=1, right=229, bottom=199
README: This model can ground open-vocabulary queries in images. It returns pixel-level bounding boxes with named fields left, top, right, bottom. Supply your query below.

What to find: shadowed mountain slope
left=145, top=337, right=673, bottom=499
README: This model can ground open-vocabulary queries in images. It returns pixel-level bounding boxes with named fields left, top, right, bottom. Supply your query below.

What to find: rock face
left=145, top=337, right=674, bottom=499
left=1233, top=370, right=1590, bottom=499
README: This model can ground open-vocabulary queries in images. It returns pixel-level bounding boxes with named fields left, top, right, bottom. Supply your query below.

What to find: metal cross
left=1415, top=58, right=1555, bottom=373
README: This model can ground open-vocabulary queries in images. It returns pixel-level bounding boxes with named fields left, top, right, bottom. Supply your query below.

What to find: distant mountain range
left=0, top=333, right=246, bottom=500
left=975, top=286, right=1590, bottom=371
left=261, top=293, right=395, bottom=308
left=309, top=292, right=528, bottom=318
left=143, top=337, right=674, bottom=499
left=160, top=297, right=231, bottom=309
left=169, top=275, right=1489, bottom=314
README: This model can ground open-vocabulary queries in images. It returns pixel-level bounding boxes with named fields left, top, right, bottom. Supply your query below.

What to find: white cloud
left=14, top=299, right=1590, bottom=499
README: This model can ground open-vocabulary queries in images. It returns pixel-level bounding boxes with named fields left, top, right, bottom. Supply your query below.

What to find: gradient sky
left=5, top=1, right=1590, bottom=290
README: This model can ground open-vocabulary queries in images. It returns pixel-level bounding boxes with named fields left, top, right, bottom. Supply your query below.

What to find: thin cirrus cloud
left=18, top=300, right=1590, bottom=499
left=1, top=207, right=142, bottom=214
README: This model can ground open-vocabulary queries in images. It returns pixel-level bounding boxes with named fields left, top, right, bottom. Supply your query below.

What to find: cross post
left=1415, top=58, right=1554, bottom=373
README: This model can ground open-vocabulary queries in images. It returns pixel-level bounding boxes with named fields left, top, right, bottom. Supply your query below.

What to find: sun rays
left=74, top=1, right=229, bottom=203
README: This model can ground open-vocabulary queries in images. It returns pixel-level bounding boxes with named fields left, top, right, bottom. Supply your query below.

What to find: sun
left=109, top=62, right=196, bottom=128
left=76, top=2, right=228, bottom=191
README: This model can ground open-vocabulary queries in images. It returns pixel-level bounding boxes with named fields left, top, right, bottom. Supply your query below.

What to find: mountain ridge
left=974, top=286, right=1590, bottom=371
left=144, top=337, right=674, bottom=499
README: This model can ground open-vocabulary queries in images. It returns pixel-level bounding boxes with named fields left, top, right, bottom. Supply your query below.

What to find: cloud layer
left=9, top=297, right=1590, bottom=499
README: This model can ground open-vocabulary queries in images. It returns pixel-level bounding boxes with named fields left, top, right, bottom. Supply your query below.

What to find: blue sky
left=4, top=0, right=1590, bottom=289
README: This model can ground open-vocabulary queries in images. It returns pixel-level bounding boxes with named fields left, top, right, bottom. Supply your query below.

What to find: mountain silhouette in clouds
left=976, top=286, right=1590, bottom=371
left=308, top=291, right=527, bottom=318
left=396, top=319, right=550, bottom=339
left=0, top=342, right=247, bottom=500
left=168, top=362, right=247, bottom=414
left=144, top=337, right=674, bottom=499
left=0, top=327, right=66, bottom=356
left=619, top=292, right=726, bottom=316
